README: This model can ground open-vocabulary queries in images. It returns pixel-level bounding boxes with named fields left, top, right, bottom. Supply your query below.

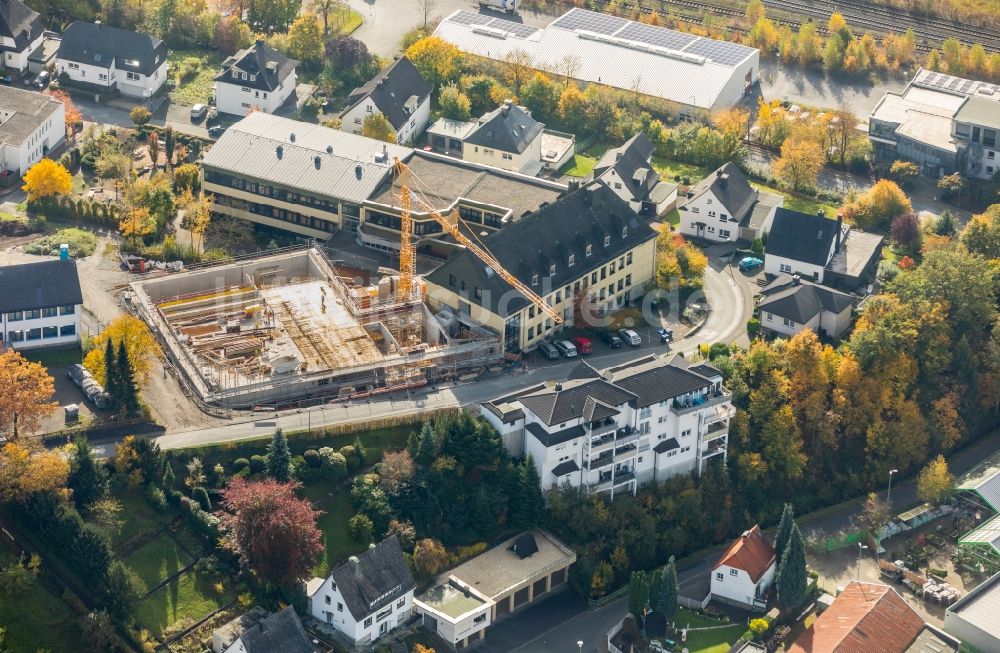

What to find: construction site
left=130, top=247, right=501, bottom=408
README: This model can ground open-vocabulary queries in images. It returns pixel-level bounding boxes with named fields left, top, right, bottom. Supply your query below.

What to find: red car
left=570, top=336, right=593, bottom=355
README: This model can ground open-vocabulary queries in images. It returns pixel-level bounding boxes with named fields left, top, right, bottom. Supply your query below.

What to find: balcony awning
left=654, top=437, right=680, bottom=454
left=552, top=460, right=580, bottom=477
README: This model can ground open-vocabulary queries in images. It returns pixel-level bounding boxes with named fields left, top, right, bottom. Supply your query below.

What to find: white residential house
left=481, top=355, right=734, bottom=497
left=592, top=133, right=677, bottom=216
left=0, top=259, right=82, bottom=350
left=0, top=85, right=65, bottom=176
left=339, top=56, right=431, bottom=146
left=56, top=21, right=167, bottom=98
left=757, top=274, right=857, bottom=341
left=212, top=607, right=312, bottom=653
left=305, top=536, right=415, bottom=647
left=0, top=0, right=43, bottom=74
left=677, top=163, right=779, bottom=244
left=711, top=525, right=776, bottom=612
left=214, top=40, right=297, bottom=117
left=764, top=209, right=884, bottom=291
left=457, top=101, right=545, bottom=174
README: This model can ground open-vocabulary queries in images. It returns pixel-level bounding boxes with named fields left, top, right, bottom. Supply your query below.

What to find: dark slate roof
left=593, top=132, right=659, bottom=202
left=0, top=0, right=42, bottom=53
left=518, top=378, right=636, bottom=426
left=0, top=260, right=82, bottom=312
left=582, top=395, right=619, bottom=422
left=237, top=607, right=312, bottom=653
left=764, top=208, right=841, bottom=266
left=464, top=101, right=544, bottom=154
left=607, top=357, right=714, bottom=408
left=551, top=460, right=580, bottom=477
left=567, top=360, right=602, bottom=381
left=215, top=40, right=297, bottom=93
left=525, top=421, right=586, bottom=447
left=425, top=182, right=657, bottom=317
left=57, top=21, right=165, bottom=76
left=329, top=536, right=414, bottom=621
left=509, top=533, right=539, bottom=559
left=683, top=162, right=757, bottom=221
left=653, top=437, right=680, bottom=454
left=340, top=56, right=430, bottom=131
left=757, top=274, right=855, bottom=324
left=689, top=363, right=722, bottom=379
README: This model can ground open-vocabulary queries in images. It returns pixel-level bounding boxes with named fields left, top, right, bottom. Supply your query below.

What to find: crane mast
left=392, top=159, right=562, bottom=324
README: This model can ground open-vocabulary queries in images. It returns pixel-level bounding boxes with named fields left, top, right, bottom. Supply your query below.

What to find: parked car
left=554, top=340, right=578, bottom=358
left=570, top=336, right=592, bottom=355
left=207, top=124, right=226, bottom=138
left=738, top=256, right=764, bottom=272
left=618, top=329, right=641, bottom=346
left=31, top=71, right=49, bottom=89
left=190, top=103, right=208, bottom=120
left=656, top=327, right=673, bottom=344
left=0, top=74, right=11, bottom=85
left=600, top=332, right=623, bottom=348
left=537, top=340, right=560, bottom=360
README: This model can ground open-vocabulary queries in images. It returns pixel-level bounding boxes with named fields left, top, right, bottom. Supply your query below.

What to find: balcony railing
left=587, top=452, right=614, bottom=469
left=592, top=471, right=636, bottom=492
left=704, top=420, right=728, bottom=439
left=702, top=439, right=727, bottom=458
left=671, top=390, right=733, bottom=417
left=614, top=444, right=638, bottom=463
left=589, top=427, right=639, bottom=452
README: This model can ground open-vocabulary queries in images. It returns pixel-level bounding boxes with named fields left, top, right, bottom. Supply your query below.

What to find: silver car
left=554, top=340, right=578, bottom=358
left=190, top=103, right=208, bottom=120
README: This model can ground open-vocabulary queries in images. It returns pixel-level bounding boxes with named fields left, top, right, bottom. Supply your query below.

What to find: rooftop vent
left=276, top=145, right=283, bottom=158
left=326, top=145, right=333, bottom=154
left=355, top=163, right=363, bottom=178
left=314, top=155, right=321, bottom=169
left=289, top=132, right=296, bottom=143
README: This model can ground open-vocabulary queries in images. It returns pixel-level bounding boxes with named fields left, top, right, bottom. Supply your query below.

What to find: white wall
left=308, top=576, right=412, bottom=644
left=763, top=254, right=826, bottom=283
left=215, top=70, right=296, bottom=116
left=462, top=131, right=542, bottom=173
left=57, top=58, right=167, bottom=97
left=1, top=303, right=81, bottom=350
left=339, top=95, right=429, bottom=145
left=711, top=562, right=774, bottom=608
left=0, top=102, right=65, bottom=175
left=2, top=32, right=44, bottom=73
left=711, top=51, right=759, bottom=112
left=413, top=591, right=492, bottom=646
left=677, top=190, right=740, bottom=243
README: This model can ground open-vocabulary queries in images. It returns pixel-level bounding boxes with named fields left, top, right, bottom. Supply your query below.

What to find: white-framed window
left=568, top=254, right=575, bottom=267
left=708, top=211, right=716, bottom=217
left=241, top=86, right=251, bottom=92
left=549, top=264, right=556, bottom=276
left=124, top=58, right=139, bottom=66
left=250, top=74, right=256, bottom=82
left=766, top=312, right=773, bottom=321
left=730, top=568, right=738, bottom=576
left=68, top=62, right=79, bottom=70
left=337, top=602, right=343, bottom=612
left=364, top=616, right=372, bottom=627
left=604, top=235, right=611, bottom=246
left=716, top=572, right=724, bottom=581
left=531, top=274, right=539, bottom=286
left=586, top=244, right=592, bottom=257
left=325, top=596, right=331, bottom=604
left=783, top=318, right=795, bottom=327
left=241, top=72, right=248, bottom=80
left=720, top=229, right=730, bottom=238
left=126, top=72, right=140, bottom=81
left=779, top=263, right=792, bottom=273
left=707, top=226, right=715, bottom=233
left=98, top=73, right=107, bottom=80
left=691, top=207, right=700, bottom=214
left=502, top=152, right=513, bottom=160
left=622, top=226, right=627, bottom=238
left=232, top=70, right=239, bottom=79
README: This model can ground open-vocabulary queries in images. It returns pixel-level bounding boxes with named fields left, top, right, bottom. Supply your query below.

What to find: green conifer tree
left=774, top=503, right=795, bottom=562
left=266, top=428, right=292, bottom=483
left=103, top=338, right=119, bottom=412
left=776, top=523, right=808, bottom=609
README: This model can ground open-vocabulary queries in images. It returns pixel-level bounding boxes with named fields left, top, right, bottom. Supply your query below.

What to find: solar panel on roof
left=682, top=37, right=752, bottom=66
left=551, top=9, right=629, bottom=35
left=616, top=22, right=697, bottom=51
left=504, top=22, right=539, bottom=39
left=447, top=11, right=496, bottom=26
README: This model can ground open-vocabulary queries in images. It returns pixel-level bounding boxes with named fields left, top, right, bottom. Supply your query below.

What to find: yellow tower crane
left=392, top=158, right=562, bottom=325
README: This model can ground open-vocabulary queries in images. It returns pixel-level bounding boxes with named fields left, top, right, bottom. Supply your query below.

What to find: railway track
left=588, top=0, right=1000, bottom=54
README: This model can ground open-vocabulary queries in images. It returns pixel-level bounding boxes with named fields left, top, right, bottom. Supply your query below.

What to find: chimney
left=792, top=274, right=800, bottom=286
left=554, top=383, right=562, bottom=391
left=817, top=208, right=825, bottom=217
left=836, top=213, right=843, bottom=252
left=716, top=167, right=723, bottom=177
left=719, top=173, right=729, bottom=188
left=567, top=179, right=580, bottom=192
left=255, top=38, right=265, bottom=47
left=349, top=555, right=361, bottom=578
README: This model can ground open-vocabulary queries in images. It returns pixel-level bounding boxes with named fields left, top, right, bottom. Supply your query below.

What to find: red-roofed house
left=710, top=525, right=776, bottom=611
left=787, top=581, right=960, bottom=653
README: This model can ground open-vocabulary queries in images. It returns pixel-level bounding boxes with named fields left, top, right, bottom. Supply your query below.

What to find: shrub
left=249, top=455, right=266, bottom=473
left=176, top=57, right=203, bottom=84
left=169, top=490, right=183, bottom=506
left=747, top=317, right=761, bottom=336
left=928, top=568, right=947, bottom=579
left=319, top=449, right=348, bottom=483
left=348, top=514, right=374, bottom=543
left=146, top=485, right=167, bottom=512
left=340, top=445, right=360, bottom=471
left=233, top=458, right=250, bottom=473
left=750, top=238, right=764, bottom=255
left=192, top=487, right=212, bottom=512
left=303, top=449, right=321, bottom=468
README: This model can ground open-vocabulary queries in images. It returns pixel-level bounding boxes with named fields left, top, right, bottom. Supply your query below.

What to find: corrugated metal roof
left=956, top=450, right=1000, bottom=512
left=434, top=9, right=757, bottom=110
left=946, top=569, right=1000, bottom=640
left=200, top=112, right=412, bottom=204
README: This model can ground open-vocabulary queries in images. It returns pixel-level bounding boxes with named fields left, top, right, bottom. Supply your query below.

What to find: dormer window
left=586, top=244, right=592, bottom=257
left=232, top=70, right=239, bottom=79
left=124, top=58, right=139, bottom=66
left=549, top=264, right=556, bottom=276
left=568, top=254, right=575, bottom=267
left=250, top=74, right=256, bottom=82
left=603, top=235, right=610, bottom=247
left=531, top=274, right=539, bottom=286
left=242, top=72, right=248, bottom=80
left=622, top=226, right=628, bottom=238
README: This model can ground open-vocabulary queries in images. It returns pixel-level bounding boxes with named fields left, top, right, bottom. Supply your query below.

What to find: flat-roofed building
left=945, top=570, right=1000, bottom=653
left=434, top=8, right=759, bottom=119
left=0, top=85, right=65, bottom=176
left=413, top=531, right=575, bottom=649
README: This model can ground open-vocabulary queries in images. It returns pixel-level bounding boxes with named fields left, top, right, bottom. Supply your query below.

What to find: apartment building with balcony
left=480, top=354, right=734, bottom=497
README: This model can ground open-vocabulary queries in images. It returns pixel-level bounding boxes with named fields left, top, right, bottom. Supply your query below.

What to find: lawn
left=313, top=492, right=364, bottom=577
left=652, top=156, right=712, bottom=183
left=562, top=154, right=597, bottom=178
left=668, top=608, right=743, bottom=653
left=136, top=569, right=235, bottom=638
left=125, top=532, right=195, bottom=591
left=663, top=208, right=681, bottom=226
left=328, top=7, right=363, bottom=35
left=0, top=211, right=24, bottom=223
left=19, top=345, right=82, bottom=367
left=25, top=228, right=97, bottom=258
left=169, top=49, right=225, bottom=106
left=112, top=489, right=175, bottom=551
left=750, top=182, right=841, bottom=219
left=0, top=542, right=80, bottom=652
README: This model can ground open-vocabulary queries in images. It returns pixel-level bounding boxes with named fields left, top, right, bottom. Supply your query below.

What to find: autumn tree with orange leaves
left=0, top=350, right=57, bottom=441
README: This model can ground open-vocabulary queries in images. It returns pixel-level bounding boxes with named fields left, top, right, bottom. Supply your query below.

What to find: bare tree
left=559, top=54, right=582, bottom=86
left=421, top=0, right=438, bottom=28
left=500, top=48, right=534, bottom=97
left=309, top=0, right=343, bottom=34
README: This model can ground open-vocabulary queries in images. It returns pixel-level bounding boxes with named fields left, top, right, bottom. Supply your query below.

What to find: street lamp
left=857, top=543, right=868, bottom=581
left=887, top=468, right=899, bottom=506
left=577, top=641, right=583, bottom=653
